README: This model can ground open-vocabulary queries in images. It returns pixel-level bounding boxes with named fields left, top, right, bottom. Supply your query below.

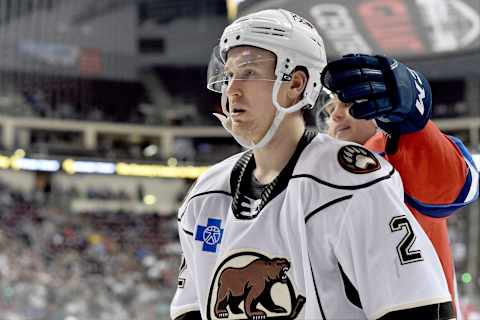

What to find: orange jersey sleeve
left=365, top=120, right=467, bottom=206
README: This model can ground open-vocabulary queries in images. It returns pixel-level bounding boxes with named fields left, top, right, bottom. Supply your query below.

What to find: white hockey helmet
left=207, top=9, right=327, bottom=149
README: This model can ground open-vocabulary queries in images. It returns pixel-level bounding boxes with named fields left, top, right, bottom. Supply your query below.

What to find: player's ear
left=287, top=69, right=307, bottom=102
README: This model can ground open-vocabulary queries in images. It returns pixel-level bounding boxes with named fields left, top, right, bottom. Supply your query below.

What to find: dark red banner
left=237, top=0, right=480, bottom=59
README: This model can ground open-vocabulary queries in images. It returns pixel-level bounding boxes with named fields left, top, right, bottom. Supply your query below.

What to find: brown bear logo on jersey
left=207, top=252, right=305, bottom=320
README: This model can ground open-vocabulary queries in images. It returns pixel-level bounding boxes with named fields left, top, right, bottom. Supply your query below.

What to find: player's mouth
left=231, top=107, right=246, bottom=119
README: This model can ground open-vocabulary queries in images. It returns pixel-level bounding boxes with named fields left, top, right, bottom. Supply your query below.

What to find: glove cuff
left=375, top=55, right=432, bottom=135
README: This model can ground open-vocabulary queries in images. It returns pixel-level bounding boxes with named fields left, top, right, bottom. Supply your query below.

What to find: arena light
left=0, top=155, right=9, bottom=169
left=14, top=149, right=26, bottom=157
left=116, top=162, right=209, bottom=179
left=10, top=150, right=26, bottom=171
left=15, top=158, right=60, bottom=172
left=0, top=152, right=210, bottom=178
left=143, top=194, right=157, bottom=205
left=226, top=0, right=247, bottom=21
left=167, top=157, right=178, bottom=167
left=143, top=144, right=158, bottom=157
left=62, top=159, right=116, bottom=175
left=462, top=272, right=473, bottom=284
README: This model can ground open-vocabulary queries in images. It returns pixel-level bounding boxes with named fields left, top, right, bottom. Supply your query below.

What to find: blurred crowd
left=0, top=174, right=478, bottom=319
left=0, top=180, right=181, bottom=320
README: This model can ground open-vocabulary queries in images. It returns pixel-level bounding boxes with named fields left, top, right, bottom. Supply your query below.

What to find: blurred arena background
left=0, top=0, right=477, bottom=319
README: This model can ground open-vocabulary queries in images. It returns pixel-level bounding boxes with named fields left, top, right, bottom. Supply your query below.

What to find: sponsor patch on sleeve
left=338, top=145, right=381, bottom=174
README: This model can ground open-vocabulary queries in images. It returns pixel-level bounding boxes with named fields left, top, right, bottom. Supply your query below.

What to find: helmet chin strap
left=214, top=79, right=307, bottom=150
left=213, top=108, right=286, bottom=150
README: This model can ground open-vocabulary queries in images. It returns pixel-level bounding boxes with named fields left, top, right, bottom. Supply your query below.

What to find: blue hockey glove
left=321, top=53, right=432, bottom=134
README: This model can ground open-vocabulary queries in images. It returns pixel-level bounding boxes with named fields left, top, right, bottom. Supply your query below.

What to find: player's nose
left=330, top=105, right=346, bottom=121
left=225, top=78, right=242, bottom=99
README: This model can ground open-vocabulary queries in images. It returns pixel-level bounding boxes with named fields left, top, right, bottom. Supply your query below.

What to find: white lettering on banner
left=19, top=40, right=79, bottom=66
left=407, top=68, right=426, bottom=115
left=310, top=4, right=372, bottom=55
left=415, top=0, right=480, bottom=51
left=414, top=0, right=458, bottom=52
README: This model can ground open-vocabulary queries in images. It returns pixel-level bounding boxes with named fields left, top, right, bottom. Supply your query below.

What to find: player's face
left=325, top=98, right=377, bottom=145
left=224, top=46, right=279, bottom=144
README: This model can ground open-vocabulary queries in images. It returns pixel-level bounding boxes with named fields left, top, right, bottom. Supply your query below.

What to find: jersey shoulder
left=295, top=134, right=396, bottom=189
left=177, top=152, right=242, bottom=225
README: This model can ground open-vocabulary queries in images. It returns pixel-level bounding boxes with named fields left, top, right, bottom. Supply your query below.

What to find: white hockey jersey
left=171, top=131, right=452, bottom=320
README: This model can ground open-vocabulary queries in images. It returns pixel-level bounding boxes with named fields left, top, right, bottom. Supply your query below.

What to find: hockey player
left=171, top=9, right=455, bottom=320
left=319, top=54, right=479, bottom=316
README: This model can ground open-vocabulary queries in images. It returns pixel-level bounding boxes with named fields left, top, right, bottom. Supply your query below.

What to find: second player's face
left=224, top=46, right=279, bottom=145
left=325, top=98, right=377, bottom=145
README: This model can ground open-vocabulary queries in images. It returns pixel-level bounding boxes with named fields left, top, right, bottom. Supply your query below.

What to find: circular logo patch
left=203, top=225, right=222, bottom=245
left=338, top=145, right=380, bottom=174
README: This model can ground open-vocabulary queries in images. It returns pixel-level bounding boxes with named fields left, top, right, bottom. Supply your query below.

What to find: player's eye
left=240, top=69, right=255, bottom=78
left=223, top=72, right=233, bottom=84
left=324, top=104, right=334, bottom=117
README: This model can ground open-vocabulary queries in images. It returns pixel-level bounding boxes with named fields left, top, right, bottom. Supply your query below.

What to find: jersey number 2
left=389, top=215, right=424, bottom=265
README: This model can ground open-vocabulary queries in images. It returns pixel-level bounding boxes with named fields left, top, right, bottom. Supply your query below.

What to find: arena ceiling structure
left=0, top=0, right=228, bottom=81
left=1, top=0, right=479, bottom=80
left=0, top=0, right=138, bottom=80
left=232, top=0, right=480, bottom=79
